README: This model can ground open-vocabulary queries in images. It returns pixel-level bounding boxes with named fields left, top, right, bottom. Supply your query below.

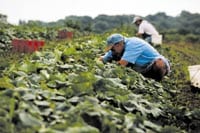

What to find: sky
left=1, top=0, right=200, bottom=25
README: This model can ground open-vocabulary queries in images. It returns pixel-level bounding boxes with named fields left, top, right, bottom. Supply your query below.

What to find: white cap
left=132, top=16, right=142, bottom=23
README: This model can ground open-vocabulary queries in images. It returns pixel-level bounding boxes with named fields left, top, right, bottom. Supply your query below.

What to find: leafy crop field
left=0, top=29, right=200, bottom=133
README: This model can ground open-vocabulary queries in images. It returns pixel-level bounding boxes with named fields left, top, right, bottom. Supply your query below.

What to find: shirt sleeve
left=138, top=23, right=145, bottom=34
left=102, top=51, right=113, bottom=63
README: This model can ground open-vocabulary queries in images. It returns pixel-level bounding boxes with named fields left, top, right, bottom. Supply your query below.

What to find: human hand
left=117, top=59, right=128, bottom=67
left=98, top=56, right=103, bottom=61
left=95, top=57, right=104, bottom=65
left=135, top=33, right=140, bottom=36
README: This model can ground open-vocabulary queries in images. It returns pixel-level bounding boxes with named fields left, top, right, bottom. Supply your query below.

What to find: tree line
left=1, top=10, right=200, bottom=43
left=17, top=10, right=200, bottom=35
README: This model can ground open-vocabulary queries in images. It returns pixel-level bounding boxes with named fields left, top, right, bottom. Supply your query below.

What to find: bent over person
left=99, top=33, right=170, bottom=81
left=133, top=16, right=160, bottom=44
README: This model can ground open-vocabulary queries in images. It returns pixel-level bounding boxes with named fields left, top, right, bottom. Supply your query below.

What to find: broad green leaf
left=18, top=61, right=37, bottom=73
left=143, top=120, right=161, bottom=132
left=22, top=93, right=36, bottom=101
left=65, top=125, right=99, bottom=133
left=19, top=111, right=42, bottom=127
left=63, top=47, right=77, bottom=56
left=0, top=77, right=15, bottom=89
left=34, top=100, right=50, bottom=108
left=40, top=69, right=50, bottom=80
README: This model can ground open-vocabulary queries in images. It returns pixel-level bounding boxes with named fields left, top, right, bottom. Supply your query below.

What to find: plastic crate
left=188, top=65, right=200, bottom=88
left=12, top=39, right=45, bottom=53
left=152, top=34, right=162, bottom=45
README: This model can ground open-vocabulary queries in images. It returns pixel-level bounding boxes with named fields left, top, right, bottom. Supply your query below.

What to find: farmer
left=133, top=16, right=159, bottom=44
left=99, top=33, right=170, bottom=81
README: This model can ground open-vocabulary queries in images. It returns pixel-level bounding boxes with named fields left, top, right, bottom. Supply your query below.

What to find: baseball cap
left=132, top=16, right=142, bottom=23
left=106, top=33, right=124, bottom=51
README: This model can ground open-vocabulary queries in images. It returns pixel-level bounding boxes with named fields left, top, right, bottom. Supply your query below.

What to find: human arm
left=117, top=59, right=128, bottom=66
left=98, top=51, right=113, bottom=63
left=135, top=33, right=143, bottom=38
left=136, top=22, right=145, bottom=38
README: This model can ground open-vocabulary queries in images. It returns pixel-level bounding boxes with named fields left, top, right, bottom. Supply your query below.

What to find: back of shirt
left=138, top=20, right=159, bottom=36
left=122, top=37, right=161, bottom=66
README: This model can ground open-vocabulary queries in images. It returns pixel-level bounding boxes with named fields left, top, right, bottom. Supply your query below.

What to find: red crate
left=58, top=30, right=73, bottom=39
left=27, top=40, right=34, bottom=53
left=12, top=39, right=45, bottom=53
left=12, top=39, right=19, bottom=52
left=66, top=32, right=73, bottom=39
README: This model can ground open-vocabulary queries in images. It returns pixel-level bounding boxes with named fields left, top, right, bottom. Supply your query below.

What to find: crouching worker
left=99, top=33, right=170, bottom=81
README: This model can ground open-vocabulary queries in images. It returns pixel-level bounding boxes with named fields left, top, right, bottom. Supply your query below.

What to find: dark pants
left=142, top=33, right=152, bottom=44
left=142, top=58, right=168, bottom=81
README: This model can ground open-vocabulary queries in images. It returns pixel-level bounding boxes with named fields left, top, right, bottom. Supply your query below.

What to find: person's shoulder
left=141, top=20, right=149, bottom=25
left=127, top=37, right=144, bottom=42
left=125, top=37, right=137, bottom=44
left=125, top=37, right=146, bottom=47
